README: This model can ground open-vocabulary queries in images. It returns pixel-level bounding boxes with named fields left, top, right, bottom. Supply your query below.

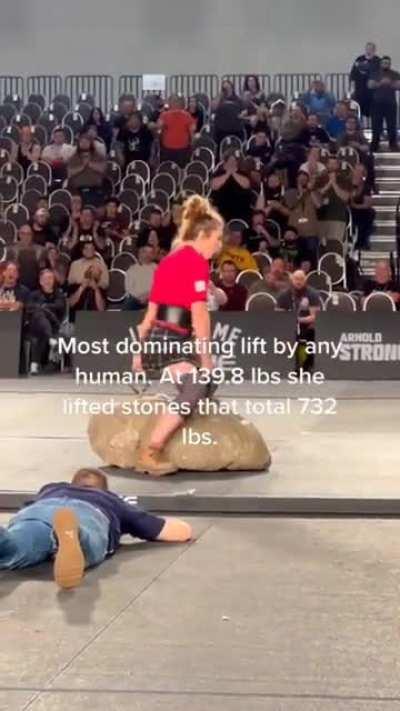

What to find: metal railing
left=0, top=76, right=24, bottom=102
left=168, top=74, right=219, bottom=98
left=118, top=75, right=143, bottom=101
left=27, top=75, right=63, bottom=104
left=222, top=73, right=272, bottom=96
left=64, top=75, right=114, bottom=110
left=274, top=72, right=322, bottom=100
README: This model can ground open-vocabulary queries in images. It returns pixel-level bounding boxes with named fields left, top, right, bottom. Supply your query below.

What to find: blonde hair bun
left=181, top=194, right=210, bottom=224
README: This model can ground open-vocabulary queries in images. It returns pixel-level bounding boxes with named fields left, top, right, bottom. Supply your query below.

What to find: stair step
left=376, top=167, right=400, bottom=179
left=372, top=195, right=399, bottom=207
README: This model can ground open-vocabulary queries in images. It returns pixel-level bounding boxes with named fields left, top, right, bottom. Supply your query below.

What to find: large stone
left=88, top=397, right=271, bottom=472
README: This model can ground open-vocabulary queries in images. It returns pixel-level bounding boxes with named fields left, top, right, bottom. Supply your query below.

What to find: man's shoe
left=53, top=508, right=85, bottom=589
left=136, top=446, right=177, bottom=476
left=29, top=362, right=39, bottom=376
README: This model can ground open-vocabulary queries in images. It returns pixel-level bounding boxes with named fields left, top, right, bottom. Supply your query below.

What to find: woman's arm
left=191, top=301, right=212, bottom=369
left=137, top=302, right=158, bottom=339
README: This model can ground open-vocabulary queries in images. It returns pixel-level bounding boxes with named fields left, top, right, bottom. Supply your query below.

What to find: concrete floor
left=1, top=379, right=399, bottom=500
left=1, top=515, right=400, bottom=711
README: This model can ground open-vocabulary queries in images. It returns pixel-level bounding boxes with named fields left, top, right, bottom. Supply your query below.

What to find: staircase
left=360, top=146, right=400, bottom=275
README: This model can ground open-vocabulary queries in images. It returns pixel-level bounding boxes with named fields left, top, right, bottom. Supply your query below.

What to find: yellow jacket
left=217, top=247, right=258, bottom=273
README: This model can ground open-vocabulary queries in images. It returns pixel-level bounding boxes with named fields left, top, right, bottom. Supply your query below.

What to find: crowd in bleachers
left=0, top=47, right=400, bottom=374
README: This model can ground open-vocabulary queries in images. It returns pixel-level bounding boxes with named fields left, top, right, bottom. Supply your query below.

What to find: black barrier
left=118, top=75, right=143, bottom=101
left=0, top=75, right=24, bottom=103
left=0, top=311, right=22, bottom=377
left=325, top=72, right=350, bottom=99
left=315, top=312, right=400, bottom=380
left=223, top=74, right=271, bottom=96
left=168, top=74, right=219, bottom=99
left=274, top=72, right=322, bottom=101
left=74, top=311, right=297, bottom=380
left=64, top=75, right=114, bottom=110
left=27, top=75, right=63, bottom=104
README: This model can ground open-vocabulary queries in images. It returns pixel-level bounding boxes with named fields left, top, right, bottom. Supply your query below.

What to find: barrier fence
left=0, top=71, right=384, bottom=107
left=2, top=311, right=400, bottom=381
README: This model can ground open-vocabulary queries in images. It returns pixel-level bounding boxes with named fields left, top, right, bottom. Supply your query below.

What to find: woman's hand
left=132, top=353, right=143, bottom=373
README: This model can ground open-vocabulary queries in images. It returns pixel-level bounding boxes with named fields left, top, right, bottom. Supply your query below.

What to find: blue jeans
left=0, top=498, right=110, bottom=570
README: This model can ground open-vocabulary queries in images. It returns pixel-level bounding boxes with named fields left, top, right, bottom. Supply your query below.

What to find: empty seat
left=363, top=292, right=397, bottom=312
left=324, top=292, right=357, bottom=312
left=245, top=292, right=277, bottom=311
left=236, top=269, right=262, bottom=290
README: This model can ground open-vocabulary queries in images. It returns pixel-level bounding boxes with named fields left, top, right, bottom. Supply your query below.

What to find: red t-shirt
left=150, top=245, right=209, bottom=310
left=160, top=110, right=195, bottom=149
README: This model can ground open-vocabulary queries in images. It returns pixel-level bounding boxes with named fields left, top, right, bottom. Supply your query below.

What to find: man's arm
left=119, top=499, right=192, bottom=543
left=156, top=518, right=193, bottom=542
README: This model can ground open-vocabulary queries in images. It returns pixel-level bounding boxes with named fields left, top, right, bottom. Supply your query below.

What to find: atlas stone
left=88, top=398, right=271, bottom=473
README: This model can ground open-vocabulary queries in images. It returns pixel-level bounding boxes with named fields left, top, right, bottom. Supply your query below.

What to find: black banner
left=315, top=313, right=400, bottom=380
left=0, top=312, right=22, bottom=378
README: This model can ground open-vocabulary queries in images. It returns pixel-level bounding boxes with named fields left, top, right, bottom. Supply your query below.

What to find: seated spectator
left=27, top=269, right=66, bottom=375
left=118, top=110, right=154, bottom=166
left=299, top=146, right=328, bottom=178
left=363, top=261, right=400, bottom=305
left=0, top=467, right=191, bottom=588
left=337, top=116, right=376, bottom=191
left=318, top=157, right=351, bottom=243
left=0, top=262, right=30, bottom=312
left=17, top=126, right=42, bottom=175
left=248, top=100, right=273, bottom=137
left=247, top=129, right=272, bottom=165
left=242, top=75, right=267, bottom=105
left=84, top=124, right=107, bottom=158
left=71, top=192, right=84, bottom=224
left=212, top=80, right=246, bottom=148
left=256, top=172, right=288, bottom=232
left=67, top=240, right=109, bottom=319
left=217, top=260, right=248, bottom=311
left=84, top=107, right=113, bottom=151
left=326, top=101, right=349, bottom=140
left=302, top=80, right=336, bottom=127
left=351, top=164, right=375, bottom=251
left=123, top=245, right=157, bottom=310
left=41, top=127, right=75, bottom=181
left=217, top=227, right=258, bottom=272
left=187, top=96, right=204, bottom=133
left=211, top=152, right=252, bottom=222
left=286, top=170, right=322, bottom=268
left=246, top=210, right=280, bottom=256
left=277, top=270, right=321, bottom=369
left=248, top=258, right=290, bottom=298
left=100, top=198, right=126, bottom=247
left=67, top=132, right=106, bottom=205
left=304, top=113, right=330, bottom=146
left=8, top=224, right=46, bottom=291
left=31, top=208, right=57, bottom=247
left=137, top=228, right=163, bottom=261
left=278, top=228, right=304, bottom=270
left=158, top=95, right=195, bottom=167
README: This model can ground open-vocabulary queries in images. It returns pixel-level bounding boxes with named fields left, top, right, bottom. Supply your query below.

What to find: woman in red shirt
left=133, top=195, right=224, bottom=475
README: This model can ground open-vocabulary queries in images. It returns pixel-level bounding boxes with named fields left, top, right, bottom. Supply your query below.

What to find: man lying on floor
left=0, top=468, right=192, bottom=589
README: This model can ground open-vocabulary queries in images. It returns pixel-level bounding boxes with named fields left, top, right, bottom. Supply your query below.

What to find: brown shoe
left=136, top=446, right=177, bottom=476
left=53, top=508, right=85, bottom=589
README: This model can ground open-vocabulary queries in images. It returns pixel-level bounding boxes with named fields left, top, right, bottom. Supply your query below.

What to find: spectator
left=248, top=258, right=290, bottom=298
left=363, top=261, right=400, bottom=305
left=32, top=208, right=57, bottom=247
left=9, top=224, right=45, bottom=291
left=246, top=209, right=280, bottom=256
left=286, top=170, right=322, bottom=267
left=217, top=260, right=248, bottom=311
left=67, top=132, right=107, bottom=204
left=299, top=146, right=328, bottom=178
left=0, top=468, right=191, bottom=588
left=84, top=124, right=107, bottom=158
left=337, top=116, right=376, bottom=191
left=84, top=107, right=113, bottom=151
left=246, top=129, right=272, bottom=165
left=67, top=240, right=109, bottom=319
left=248, top=99, right=272, bottom=137
left=207, top=280, right=228, bottom=311
left=113, top=97, right=137, bottom=134
left=304, top=113, right=330, bottom=147
left=280, top=227, right=304, bottom=269
left=136, top=228, right=163, bottom=261
left=318, top=157, right=351, bottom=243
left=269, top=107, right=308, bottom=187
left=17, top=126, right=41, bottom=175
left=100, top=198, right=126, bottom=246
left=350, top=42, right=381, bottom=119
left=118, top=110, right=154, bottom=166
left=71, top=193, right=83, bottom=224
left=0, top=262, right=30, bottom=312
left=302, top=80, right=336, bottom=127
left=256, top=172, right=288, bottom=232
left=27, top=269, right=66, bottom=375
left=277, top=270, right=321, bottom=369
left=326, top=102, right=349, bottom=140
left=213, top=80, right=245, bottom=148
left=217, top=227, right=258, bottom=272
left=158, top=95, right=195, bottom=167
left=123, top=245, right=157, bottom=310
left=242, top=75, right=266, bottom=105
left=41, top=127, right=75, bottom=181
left=211, top=152, right=252, bottom=222
left=351, top=164, right=375, bottom=251
left=368, top=56, right=400, bottom=152
left=187, top=96, right=204, bottom=133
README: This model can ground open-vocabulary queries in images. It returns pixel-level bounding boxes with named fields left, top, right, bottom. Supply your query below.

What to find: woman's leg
left=148, top=361, right=197, bottom=450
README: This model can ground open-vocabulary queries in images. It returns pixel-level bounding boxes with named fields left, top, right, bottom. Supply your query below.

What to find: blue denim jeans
left=0, top=498, right=110, bottom=570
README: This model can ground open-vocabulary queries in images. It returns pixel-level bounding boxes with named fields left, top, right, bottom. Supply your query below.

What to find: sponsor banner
left=74, top=311, right=298, bottom=379
left=315, top=313, right=400, bottom=380
left=0, top=312, right=22, bottom=378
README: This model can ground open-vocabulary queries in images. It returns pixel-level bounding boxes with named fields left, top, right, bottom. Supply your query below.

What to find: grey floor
left=1, top=514, right=400, bottom=711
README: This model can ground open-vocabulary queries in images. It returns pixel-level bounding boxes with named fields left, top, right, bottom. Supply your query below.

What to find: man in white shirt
left=123, top=245, right=157, bottom=310
left=42, top=127, right=75, bottom=166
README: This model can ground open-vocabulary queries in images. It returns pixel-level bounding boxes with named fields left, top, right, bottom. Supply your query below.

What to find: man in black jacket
left=27, top=269, right=66, bottom=374
left=0, top=468, right=192, bottom=589
left=368, top=56, right=400, bottom=152
left=350, top=42, right=381, bottom=119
